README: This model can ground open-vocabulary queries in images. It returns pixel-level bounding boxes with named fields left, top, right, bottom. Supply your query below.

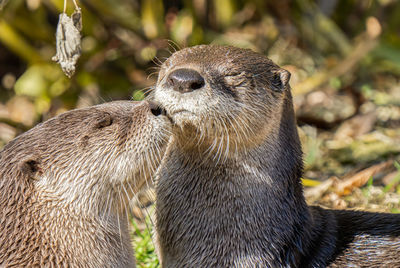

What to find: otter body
left=0, top=101, right=170, bottom=267
left=153, top=45, right=400, bottom=267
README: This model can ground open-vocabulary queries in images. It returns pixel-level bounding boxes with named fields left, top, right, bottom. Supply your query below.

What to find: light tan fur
left=0, top=101, right=171, bottom=267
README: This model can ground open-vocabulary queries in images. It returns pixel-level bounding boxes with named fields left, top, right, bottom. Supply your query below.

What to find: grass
left=131, top=213, right=160, bottom=268
left=383, top=161, right=400, bottom=193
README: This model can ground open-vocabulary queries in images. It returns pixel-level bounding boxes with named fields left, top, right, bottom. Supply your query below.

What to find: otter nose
left=167, top=68, right=205, bottom=93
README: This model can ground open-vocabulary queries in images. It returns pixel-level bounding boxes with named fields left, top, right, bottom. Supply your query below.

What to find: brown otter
left=0, top=101, right=170, bottom=267
left=152, top=45, right=400, bottom=267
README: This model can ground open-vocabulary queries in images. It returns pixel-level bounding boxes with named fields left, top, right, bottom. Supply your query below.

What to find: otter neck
left=36, top=197, right=135, bottom=266
left=156, top=93, right=314, bottom=266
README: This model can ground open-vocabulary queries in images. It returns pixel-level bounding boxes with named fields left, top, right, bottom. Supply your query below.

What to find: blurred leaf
left=335, top=161, right=393, bottom=196
left=302, top=178, right=321, bottom=187
left=14, top=66, right=48, bottom=97
left=329, top=135, right=400, bottom=164
left=140, top=46, right=157, bottom=62
left=295, top=0, right=351, bottom=56
left=391, top=208, right=400, bottom=214
left=14, top=64, right=67, bottom=97
left=171, top=10, right=194, bottom=45
left=133, top=90, right=145, bottom=101
left=141, top=0, right=164, bottom=39
left=383, top=170, right=400, bottom=193
left=0, top=20, right=42, bottom=63
left=372, top=43, right=400, bottom=73
left=214, top=0, right=236, bottom=29
left=300, top=126, right=322, bottom=170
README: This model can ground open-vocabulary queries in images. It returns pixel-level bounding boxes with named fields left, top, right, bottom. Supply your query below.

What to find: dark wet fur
left=154, top=45, right=400, bottom=267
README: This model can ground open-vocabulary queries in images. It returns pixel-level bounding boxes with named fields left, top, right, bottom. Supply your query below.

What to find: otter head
left=6, top=101, right=171, bottom=215
left=153, top=45, right=292, bottom=160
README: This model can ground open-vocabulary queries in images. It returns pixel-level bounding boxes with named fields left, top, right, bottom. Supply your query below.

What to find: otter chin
left=153, top=45, right=400, bottom=267
left=0, top=101, right=171, bottom=267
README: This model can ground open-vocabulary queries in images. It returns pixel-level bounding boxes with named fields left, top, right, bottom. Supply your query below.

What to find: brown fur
left=152, top=45, right=400, bottom=267
left=0, top=101, right=171, bottom=267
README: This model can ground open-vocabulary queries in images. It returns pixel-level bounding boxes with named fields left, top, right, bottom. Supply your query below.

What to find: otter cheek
left=153, top=87, right=171, bottom=109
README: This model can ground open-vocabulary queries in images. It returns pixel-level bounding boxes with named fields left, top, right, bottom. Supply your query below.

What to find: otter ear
left=271, top=69, right=291, bottom=92
left=95, top=112, right=113, bottom=129
left=20, top=158, right=42, bottom=180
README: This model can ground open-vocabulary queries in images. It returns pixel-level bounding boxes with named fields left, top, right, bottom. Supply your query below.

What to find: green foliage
left=383, top=162, right=400, bottom=193
left=131, top=216, right=159, bottom=268
left=362, top=176, right=374, bottom=198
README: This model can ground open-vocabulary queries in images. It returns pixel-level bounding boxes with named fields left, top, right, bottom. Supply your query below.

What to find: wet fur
left=153, top=45, right=400, bottom=267
left=0, top=101, right=170, bottom=267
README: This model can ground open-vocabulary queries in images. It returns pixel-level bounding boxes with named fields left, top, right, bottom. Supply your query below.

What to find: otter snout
left=167, top=68, right=205, bottom=93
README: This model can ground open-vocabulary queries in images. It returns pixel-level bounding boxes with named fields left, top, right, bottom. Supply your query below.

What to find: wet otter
left=152, top=45, right=400, bottom=267
left=0, top=101, right=170, bottom=267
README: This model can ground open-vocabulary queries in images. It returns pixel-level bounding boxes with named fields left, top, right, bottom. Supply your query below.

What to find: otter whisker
left=102, top=190, right=112, bottom=220
left=230, top=115, right=249, bottom=155
left=145, top=148, right=157, bottom=190
left=222, top=120, right=230, bottom=163
left=215, top=114, right=231, bottom=163
left=152, top=55, right=163, bottom=67
left=147, top=66, right=161, bottom=72
left=139, top=161, right=147, bottom=187
left=145, top=149, right=155, bottom=186
left=121, top=183, right=130, bottom=222
left=197, top=127, right=205, bottom=146
left=141, top=86, right=155, bottom=96
left=147, top=153, right=158, bottom=186
left=225, top=113, right=240, bottom=157
left=192, top=127, right=201, bottom=146
left=167, top=39, right=181, bottom=54
left=147, top=71, right=159, bottom=80
left=205, top=136, right=219, bottom=161
left=212, top=118, right=226, bottom=165
left=106, top=192, right=114, bottom=219
left=210, top=111, right=227, bottom=164
left=203, top=134, right=215, bottom=155
left=142, top=203, right=156, bottom=231
left=152, top=140, right=163, bottom=166
left=229, top=114, right=245, bottom=138
left=236, top=117, right=253, bottom=137
left=127, top=182, right=136, bottom=198
left=117, top=190, right=124, bottom=250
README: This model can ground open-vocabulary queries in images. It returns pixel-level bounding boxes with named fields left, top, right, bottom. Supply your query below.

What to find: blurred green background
left=1, top=1, right=400, bottom=266
left=1, top=0, right=399, bottom=129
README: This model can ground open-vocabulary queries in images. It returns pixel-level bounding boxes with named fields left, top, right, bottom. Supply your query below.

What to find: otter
left=0, top=101, right=170, bottom=267
left=152, top=45, right=400, bottom=267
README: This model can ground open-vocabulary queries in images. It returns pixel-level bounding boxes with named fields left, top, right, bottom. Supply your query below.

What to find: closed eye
left=225, top=72, right=244, bottom=77
left=224, top=71, right=248, bottom=88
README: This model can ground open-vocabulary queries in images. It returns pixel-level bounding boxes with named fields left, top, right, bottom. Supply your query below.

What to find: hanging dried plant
left=52, top=0, right=82, bottom=78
